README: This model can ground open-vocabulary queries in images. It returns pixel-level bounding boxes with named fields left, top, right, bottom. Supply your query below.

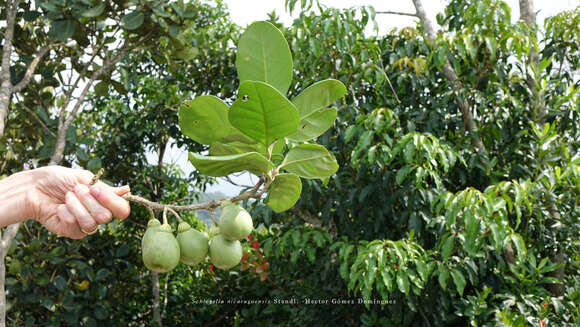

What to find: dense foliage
left=1, top=0, right=578, bottom=326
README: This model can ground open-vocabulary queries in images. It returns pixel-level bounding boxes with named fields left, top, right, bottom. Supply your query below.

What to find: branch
left=411, top=0, right=487, bottom=153
left=50, top=33, right=155, bottom=166
left=376, top=10, right=417, bottom=17
left=0, top=223, right=20, bottom=254
left=11, top=45, right=52, bottom=93
left=19, top=102, right=56, bottom=137
left=0, top=0, right=22, bottom=138
left=121, top=175, right=271, bottom=212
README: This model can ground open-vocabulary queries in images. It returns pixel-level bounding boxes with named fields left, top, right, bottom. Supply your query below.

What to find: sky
left=164, top=0, right=579, bottom=196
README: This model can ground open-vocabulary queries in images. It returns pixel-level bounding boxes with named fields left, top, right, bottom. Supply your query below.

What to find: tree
left=2, top=0, right=579, bottom=326
left=0, top=0, right=210, bottom=325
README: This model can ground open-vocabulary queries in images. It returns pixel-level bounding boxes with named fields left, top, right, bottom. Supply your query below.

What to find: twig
left=120, top=175, right=271, bottom=213
left=146, top=206, right=155, bottom=221
left=208, top=209, right=218, bottom=226
left=18, top=102, right=56, bottom=137
left=376, top=10, right=417, bottom=17
left=378, top=61, right=401, bottom=104
left=166, top=207, right=183, bottom=223
left=11, top=44, right=52, bottom=93
left=162, top=207, right=168, bottom=225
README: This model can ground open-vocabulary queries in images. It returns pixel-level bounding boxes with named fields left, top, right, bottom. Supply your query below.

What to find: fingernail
left=120, top=185, right=130, bottom=192
left=90, top=186, right=102, bottom=197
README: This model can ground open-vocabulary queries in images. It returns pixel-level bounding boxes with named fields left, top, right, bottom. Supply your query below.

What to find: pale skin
left=0, top=166, right=131, bottom=239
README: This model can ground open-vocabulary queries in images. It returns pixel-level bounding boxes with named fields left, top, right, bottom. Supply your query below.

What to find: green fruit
left=177, top=221, right=209, bottom=266
left=141, top=218, right=161, bottom=249
left=142, top=223, right=180, bottom=273
left=209, top=234, right=242, bottom=270
left=219, top=203, right=253, bottom=241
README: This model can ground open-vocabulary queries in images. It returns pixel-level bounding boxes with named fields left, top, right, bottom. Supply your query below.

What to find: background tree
left=1, top=0, right=223, bottom=325
left=1, top=0, right=579, bottom=326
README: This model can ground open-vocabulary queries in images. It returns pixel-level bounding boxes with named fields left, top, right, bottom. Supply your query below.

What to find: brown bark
left=11, top=45, right=52, bottom=93
left=0, top=0, right=20, bottom=137
left=0, top=2, right=22, bottom=326
left=545, top=206, right=565, bottom=296
left=519, top=0, right=564, bottom=296
left=411, top=0, right=487, bottom=153
left=519, top=0, right=545, bottom=122
left=0, top=223, right=20, bottom=327
left=546, top=252, right=565, bottom=296
left=152, top=272, right=162, bottom=325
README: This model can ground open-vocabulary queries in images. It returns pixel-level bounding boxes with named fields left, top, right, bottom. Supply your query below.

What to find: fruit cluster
left=141, top=201, right=253, bottom=273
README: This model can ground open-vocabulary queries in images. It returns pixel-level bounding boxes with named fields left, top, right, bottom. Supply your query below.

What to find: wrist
left=0, top=169, right=40, bottom=225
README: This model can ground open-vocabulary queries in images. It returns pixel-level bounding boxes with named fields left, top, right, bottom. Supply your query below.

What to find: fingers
left=56, top=205, right=86, bottom=239
left=74, top=185, right=113, bottom=224
left=93, top=181, right=130, bottom=196
left=89, top=185, right=131, bottom=219
left=66, top=191, right=99, bottom=234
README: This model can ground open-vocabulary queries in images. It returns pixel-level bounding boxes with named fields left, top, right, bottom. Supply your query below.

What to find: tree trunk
left=152, top=272, right=162, bottom=325
left=519, top=0, right=545, bottom=122
left=0, top=2, right=22, bottom=326
left=410, top=0, right=487, bottom=154
left=519, top=0, right=565, bottom=297
left=150, top=138, right=169, bottom=325
left=0, top=224, right=20, bottom=327
left=0, top=0, right=19, bottom=137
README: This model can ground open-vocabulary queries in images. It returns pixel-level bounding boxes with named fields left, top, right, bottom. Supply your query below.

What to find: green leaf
left=94, top=81, right=109, bottom=96
left=292, top=79, right=347, bottom=118
left=441, top=234, right=455, bottom=259
left=175, top=47, right=199, bottom=61
left=76, top=148, right=89, bottom=161
left=450, top=269, right=466, bottom=296
left=23, top=10, right=41, bottom=22
left=82, top=3, right=105, bottom=18
left=511, top=233, right=527, bottom=261
left=396, top=271, right=410, bottom=295
left=50, top=20, right=75, bottom=42
left=229, top=81, right=299, bottom=146
left=286, top=107, right=337, bottom=142
left=381, top=269, right=394, bottom=292
left=416, top=260, right=429, bottom=282
left=396, top=165, right=414, bottom=185
left=86, top=157, right=102, bottom=172
left=280, top=144, right=339, bottom=179
left=210, top=140, right=266, bottom=156
left=266, top=173, right=302, bottom=212
left=236, top=21, right=293, bottom=94
left=188, top=152, right=274, bottom=177
left=168, top=25, right=181, bottom=38
left=53, top=275, right=67, bottom=291
left=438, top=266, right=449, bottom=290
left=96, top=268, right=109, bottom=281
left=179, top=96, right=238, bottom=145
left=123, top=11, right=145, bottom=30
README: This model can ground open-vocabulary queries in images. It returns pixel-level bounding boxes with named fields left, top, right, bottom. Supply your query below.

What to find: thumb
left=95, top=181, right=131, bottom=196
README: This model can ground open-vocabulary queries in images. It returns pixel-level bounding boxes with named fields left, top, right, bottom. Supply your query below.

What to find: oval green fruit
left=142, top=218, right=161, bottom=249
left=142, top=223, right=180, bottom=273
left=177, top=221, right=209, bottom=266
left=219, top=203, right=253, bottom=241
left=209, top=234, right=242, bottom=270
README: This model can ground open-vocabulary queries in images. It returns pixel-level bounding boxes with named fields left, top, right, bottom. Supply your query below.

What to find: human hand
left=26, top=166, right=131, bottom=239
